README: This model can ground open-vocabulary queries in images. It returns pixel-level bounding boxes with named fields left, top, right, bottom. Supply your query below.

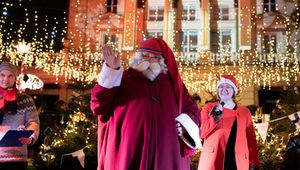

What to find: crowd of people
left=0, top=37, right=299, bottom=170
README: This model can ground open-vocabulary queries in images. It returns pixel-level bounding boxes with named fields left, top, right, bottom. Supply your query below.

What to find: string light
left=39, top=110, right=96, bottom=161
left=8, top=1, right=297, bottom=167
left=0, top=1, right=300, bottom=94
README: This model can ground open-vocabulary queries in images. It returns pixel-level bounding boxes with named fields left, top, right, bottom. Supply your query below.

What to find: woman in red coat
left=198, top=75, right=259, bottom=170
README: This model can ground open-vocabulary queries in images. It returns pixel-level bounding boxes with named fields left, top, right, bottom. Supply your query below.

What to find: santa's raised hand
left=102, top=44, right=121, bottom=69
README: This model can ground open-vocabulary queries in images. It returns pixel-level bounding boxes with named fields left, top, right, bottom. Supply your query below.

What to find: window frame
left=182, top=5, right=196, bottom=21
left=148, top=5, right=164, bottom=21
left=219, top=5, right=229, bottom=20
left=263, top=34, right=277, bottom=53
left=181, top=31, right=198, bottom=52
left=104, top=34, right=117, bottom=44
left=263, top=0, right=276, bottom=12
left=146, top=31, right=163, bottom=39
left=220, top=30, right=232, bottom=51
left=106, top=0, right=118, bottom=13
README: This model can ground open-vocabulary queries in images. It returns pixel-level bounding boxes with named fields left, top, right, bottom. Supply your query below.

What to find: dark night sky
left=1, top=0, right=69, bottom=51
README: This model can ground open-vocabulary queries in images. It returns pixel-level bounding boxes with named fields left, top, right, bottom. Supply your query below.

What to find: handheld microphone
left=209, top=101, right=225, bottom=116
left=220, top=101, right=225, bottom=107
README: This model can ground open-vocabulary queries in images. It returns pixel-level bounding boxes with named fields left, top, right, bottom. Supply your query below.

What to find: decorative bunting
left=60, top=148, right=85, bottom=168
left=288, top=111, right=300, bottom=128
left=253, top=111, right=300, bottom=139
left=254, top=122, right=269, bottom=142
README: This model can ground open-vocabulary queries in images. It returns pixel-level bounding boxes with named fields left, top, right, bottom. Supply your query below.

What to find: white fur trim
left=217, top=77, right=238, bottom=94
left=223, top=101, right=236, bottom=109
left=175, top=113, right=201, bottom=149
left=98, top=63, right=123, bottom=88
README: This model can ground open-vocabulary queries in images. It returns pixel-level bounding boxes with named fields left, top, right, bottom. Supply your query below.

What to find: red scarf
left=0, top=87, right=18, bottom=110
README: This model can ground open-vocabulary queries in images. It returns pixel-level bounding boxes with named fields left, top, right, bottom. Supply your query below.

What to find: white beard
left=134, top=61, right=162, bottom=81
left=130, top=52, right=168, bottom=81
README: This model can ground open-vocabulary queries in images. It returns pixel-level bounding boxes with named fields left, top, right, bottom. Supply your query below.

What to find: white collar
left=222, top=100, right=236, bottom=109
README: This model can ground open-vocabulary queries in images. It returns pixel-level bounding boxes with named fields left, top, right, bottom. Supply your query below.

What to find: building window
left=181, top=31, right=198, bottom=52
left=263, top=35, right=277, bottom=53
left=106, top=0, right=117, bottom=13
left=146, top=31, right=163, bottom=39
left=264, top=0, right=276, bottom=12
left=219, top=6, right=229, bottom=20
left=182, top=5, right=196, bottom=21
left=211, top=5, right=229, bottom=20
left=211, top=31, right=219, bottom=52
left=148, top=6, right=164, bottom=21
left=104, top=34, right=117, bottom=44
left=212, top=5, right=229, bottom=20
left=220, top=31, right=231, bottom=51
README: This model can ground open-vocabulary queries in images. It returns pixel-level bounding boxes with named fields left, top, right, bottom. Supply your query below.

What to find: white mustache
left=135, top=61, right=150, bottom=72
left=144, top=63, right=162, bottom=81
left=133, top=61, right=163, bottom=81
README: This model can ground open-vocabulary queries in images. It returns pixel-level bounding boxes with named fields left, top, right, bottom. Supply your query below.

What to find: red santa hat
left=138, top=38, right=184, bottom=113
left=217, top=74, right=238, bottom=95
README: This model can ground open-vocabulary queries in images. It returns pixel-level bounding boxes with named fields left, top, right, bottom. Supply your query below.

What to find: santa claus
left=91, top=38, right=200, bottom=170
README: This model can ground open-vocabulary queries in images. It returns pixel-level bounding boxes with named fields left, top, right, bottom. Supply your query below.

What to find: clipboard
left=0, top=130, right=34, bottom=147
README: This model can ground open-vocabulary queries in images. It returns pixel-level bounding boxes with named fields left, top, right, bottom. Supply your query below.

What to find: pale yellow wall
left=238, top=85, right=258, bottom=106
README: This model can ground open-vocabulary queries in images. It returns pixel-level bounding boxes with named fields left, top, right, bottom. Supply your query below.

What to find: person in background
left=192, top=93, right=202, bottom=109
left=53, top=100, right=68, bottom=125
left=0, top=61, right=40, bottom=170
left=90, top=38, right=201, bottom=170
left=281, top=133, right=300, bottom=170
left=198, top=74, right=259, bottom=170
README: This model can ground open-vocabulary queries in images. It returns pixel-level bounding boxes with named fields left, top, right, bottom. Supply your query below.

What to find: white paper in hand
left=0, top=126, right=10, bottom=141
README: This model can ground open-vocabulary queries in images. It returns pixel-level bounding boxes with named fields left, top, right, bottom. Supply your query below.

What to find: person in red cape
left=90, top=38, right=201, bottom=170
left=198, top=75, right=259, bottom=170
left=0, top=62, right=39, bottom=170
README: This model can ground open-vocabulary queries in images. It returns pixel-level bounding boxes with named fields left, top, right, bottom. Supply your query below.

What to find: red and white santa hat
left=217, top=74, right=238, bottom=95
left=138, top=38, right=184, bottom=113
left=138, top=40, right=162, bottom=56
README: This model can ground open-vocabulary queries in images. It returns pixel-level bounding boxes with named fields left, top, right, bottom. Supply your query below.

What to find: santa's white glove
left=175, top=114, right=201, bottom=149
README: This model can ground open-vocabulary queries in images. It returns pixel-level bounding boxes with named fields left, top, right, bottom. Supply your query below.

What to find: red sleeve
left=245, top=108, right=260, bottom=168
left=181, top=86, right=200, bottom=127
left=179, top=85, right=201, bottom=156
left=90, top=84, right=118, bottom=121
left=200, top=102, right=219, bottom=139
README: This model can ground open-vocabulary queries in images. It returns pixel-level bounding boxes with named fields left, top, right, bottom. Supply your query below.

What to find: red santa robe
left=91, top=63, right=200, bottom=170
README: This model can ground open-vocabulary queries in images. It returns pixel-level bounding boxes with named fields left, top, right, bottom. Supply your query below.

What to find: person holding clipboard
left=0, top=62, right=40, bottom=170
